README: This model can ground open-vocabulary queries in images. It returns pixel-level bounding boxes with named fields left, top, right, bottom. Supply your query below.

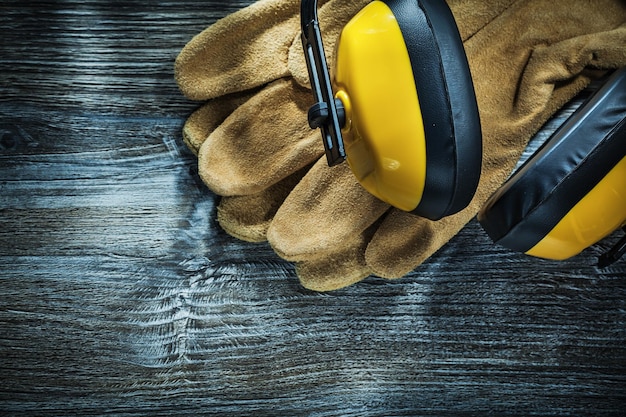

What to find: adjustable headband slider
left=301, top=0, right=346, bottom=166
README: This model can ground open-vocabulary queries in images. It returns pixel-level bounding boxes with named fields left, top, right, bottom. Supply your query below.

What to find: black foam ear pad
left=478, top=67, right=626, bottom=255
left=385, top=0, right=482, bottom=220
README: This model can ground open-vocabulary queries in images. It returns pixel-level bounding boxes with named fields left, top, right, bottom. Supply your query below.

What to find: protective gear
left=478, top=67, right=626, bottom=266
left=175, top=0, right=370, bottom=194
left=176, top=0, right=626, bottom=291
left=302, top=0, right=482, bottom=218
left=363, top=1, right=626, bottom=279
left=175, top=0, right=376, bottom=290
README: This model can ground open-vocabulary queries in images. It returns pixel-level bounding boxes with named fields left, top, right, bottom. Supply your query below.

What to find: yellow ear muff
left=478, top=67, right=626, bottom=265
left=333, top=1, right=427, bottom=213
left=301, top=0, right=482, bottom=220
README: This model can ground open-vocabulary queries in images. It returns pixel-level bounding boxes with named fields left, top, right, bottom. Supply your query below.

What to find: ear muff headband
left=301, top=0, right=482, bottom=220
left=301, top=0, right=346, bottom=166
left=478, top=67, right=626, bottom=262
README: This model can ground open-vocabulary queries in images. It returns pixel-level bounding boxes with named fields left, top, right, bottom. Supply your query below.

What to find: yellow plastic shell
left=333, top=0, right=426, bottom=211
left=526, top=156, right=626, bottom=260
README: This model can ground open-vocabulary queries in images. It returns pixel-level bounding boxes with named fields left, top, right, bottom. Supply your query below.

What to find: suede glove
left=175, top=0, right=516, bottom=288
left=176, top=0, right=382, bottom=289
left=176, top=0, right=626, bottom=291
left=175, top=0, right=370, bottom=245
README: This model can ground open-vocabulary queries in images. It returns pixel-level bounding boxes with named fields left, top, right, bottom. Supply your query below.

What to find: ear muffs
left=478, top=67, right=626, bottom=266
left=301, top=0, right=482, bottom=220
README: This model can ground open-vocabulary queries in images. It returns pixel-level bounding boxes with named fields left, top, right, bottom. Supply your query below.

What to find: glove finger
left=294, top=226, right=376, bottom=292
left=182, top=89, right=258, bottom=155
left=366, top=208, right=473, bottom=279
left=267, top=157, right=390, bottom=261
left=217, top=160, right=377, bottom=291
left=366, top=0, right=626, bottom=279
left=175, top=0, right=303, bottom=100
left=217, top=164, right=311, bottom=243
left=198, top=78, right=324, bottom=197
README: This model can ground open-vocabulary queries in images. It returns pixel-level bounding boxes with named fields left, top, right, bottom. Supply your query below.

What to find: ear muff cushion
left=478, top=67, right=626, bottom=254
left=385, top=0, right=482, bottom=220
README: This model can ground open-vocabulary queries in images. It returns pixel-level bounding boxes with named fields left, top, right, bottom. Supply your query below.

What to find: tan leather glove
left=175, top=0, right=370, bottom=245
left=269, top=0, right=626, bottom=285
left=175, top=0, right=515, bottom=288
left=175, top=0, right=383, bottom=288
left=177, top=0, right=626, bottom=291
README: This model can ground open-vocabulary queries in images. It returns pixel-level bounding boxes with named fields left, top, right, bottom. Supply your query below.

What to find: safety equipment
left=176, top=0, right=626, bottom=291
left=478, top=67, right=626, bottom=267
left=301, top=0, right=481, bottom=219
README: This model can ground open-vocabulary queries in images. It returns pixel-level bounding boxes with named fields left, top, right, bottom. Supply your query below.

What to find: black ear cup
left=478, top=67, right=626, bottom=261
left=386, top=0, right=482, bottom=219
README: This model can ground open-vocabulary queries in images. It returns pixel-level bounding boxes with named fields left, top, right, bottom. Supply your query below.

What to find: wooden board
left=1, top=1, right=625, bottom=415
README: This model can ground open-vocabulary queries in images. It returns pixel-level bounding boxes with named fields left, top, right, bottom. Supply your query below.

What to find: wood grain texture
left=1, top=1, right=625, bottom=416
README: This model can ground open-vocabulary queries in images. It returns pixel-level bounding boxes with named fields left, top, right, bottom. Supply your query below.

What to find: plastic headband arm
left=301, top=0, right=346, bottom=166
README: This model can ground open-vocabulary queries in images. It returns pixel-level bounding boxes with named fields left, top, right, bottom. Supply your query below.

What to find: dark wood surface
left=1, top=1, right=625, bottom=415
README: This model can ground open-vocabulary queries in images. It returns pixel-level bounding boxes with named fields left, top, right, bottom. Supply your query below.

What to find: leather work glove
left=364, top=2, right=626, bottom=279
left=175, top=0, right=518, bottom=287
left=176, top=0, right=626, bottom=291
left=175, top=0, right=371, bottom=245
